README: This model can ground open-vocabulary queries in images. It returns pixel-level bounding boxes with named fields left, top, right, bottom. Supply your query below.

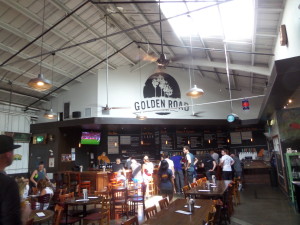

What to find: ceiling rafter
left=3, top=0, right=117, bottom=70
left=0, top=43, right=80, bottom=85
left=50, top=0, right=135, bottom=66
left=0, top=21, right=95, bottom=77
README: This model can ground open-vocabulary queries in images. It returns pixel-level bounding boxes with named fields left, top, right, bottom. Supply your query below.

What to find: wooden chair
left=158, top=197, right=169, bottom=210
left=182, top=185, right=190, bottom=199
left=59, top=192, right=83, bottom=220
left=25, top=218, right=34, bottom=225
left=78, top=181, right=91, bottom=196
left=196, top=179, right=202, bottom=186
left=206, top=206, right=217, bottom=225
left=111, top=187, right=128, bottom=219
left=53, top=204, right=64, bottom=225
left=121, top=216, right=139, bottom=225
left=144, top=205, right=157, bottom=220
left=128, top=183, right=146, bottom=215
left=83, top=209, right=110, bottom=225
left=31, top=194, right=51, bottom=210
left=232, top=179, right=241, bottom=205
left=190, top=182, right=197, bottom=188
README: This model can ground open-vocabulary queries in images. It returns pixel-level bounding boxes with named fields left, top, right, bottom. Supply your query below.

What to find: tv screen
left=81, top=132, right=101, bottom=145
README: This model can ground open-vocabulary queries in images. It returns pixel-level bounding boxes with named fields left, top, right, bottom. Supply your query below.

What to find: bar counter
left=243, top=160, right=271, bottom=184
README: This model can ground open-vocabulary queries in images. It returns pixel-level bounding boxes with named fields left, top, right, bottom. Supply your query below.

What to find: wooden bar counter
left=56, top=171, right=109, bottom=193
left=243, top=160, right=271, bottom=184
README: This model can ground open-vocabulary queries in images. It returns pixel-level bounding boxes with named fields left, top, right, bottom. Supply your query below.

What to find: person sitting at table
left=112, top=158, right=126, bottom=184
left=30, top=161, right=49, bottom=188
left=32, top=179, right=54, bottom=210
left=16, top=177, right=30, bottom=200
left=158, top=160, right=174, bottom=202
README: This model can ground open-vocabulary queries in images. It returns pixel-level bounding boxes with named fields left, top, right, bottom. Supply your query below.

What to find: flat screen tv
left=81, top=132, right=101, bottom=145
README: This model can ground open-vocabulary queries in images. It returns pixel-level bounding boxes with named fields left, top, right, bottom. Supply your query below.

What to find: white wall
left=0, top=104, right=33, bottom=174
left=274, top=0, right=300, bottom=60
left=37, top=74, right=99, bottom=123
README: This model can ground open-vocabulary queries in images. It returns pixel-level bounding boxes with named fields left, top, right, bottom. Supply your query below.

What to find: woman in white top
left=35, top=179, right=54, bottom=210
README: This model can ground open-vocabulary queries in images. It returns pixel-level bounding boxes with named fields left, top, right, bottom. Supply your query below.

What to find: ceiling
left=0, top=0, right=291, bottom=116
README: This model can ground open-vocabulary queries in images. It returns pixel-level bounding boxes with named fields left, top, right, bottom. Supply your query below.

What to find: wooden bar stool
left=147, top=180, right=155, bottom=196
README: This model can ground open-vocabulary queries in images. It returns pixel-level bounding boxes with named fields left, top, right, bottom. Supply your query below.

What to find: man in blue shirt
left=170, top=152, right=184, bottom=193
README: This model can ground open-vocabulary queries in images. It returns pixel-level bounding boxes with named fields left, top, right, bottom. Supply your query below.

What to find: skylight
left=160, top=0, right=254, bottom=41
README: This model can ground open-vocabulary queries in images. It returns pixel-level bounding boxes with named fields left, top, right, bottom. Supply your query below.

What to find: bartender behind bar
left=97, top=152, right=110, bottom=167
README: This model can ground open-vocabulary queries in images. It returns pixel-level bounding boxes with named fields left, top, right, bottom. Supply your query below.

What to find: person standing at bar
left=210, top=150, right=219, bottom=164
left=97, top=152, right=110, bottom=167
left=30, top=161, right=49, bottom=187
left=142, top=155, right=154, bottom=197
left=0, top=135, right=31, bottom=225
left=219, top=149, right=234, bottom=180
left=171, top=152, right=184, bottom=194
left=183, top=145, right=195, bottom=185
left=230, top=153, right=243, bottom=178
left=201, top=153, right=217, bottom=180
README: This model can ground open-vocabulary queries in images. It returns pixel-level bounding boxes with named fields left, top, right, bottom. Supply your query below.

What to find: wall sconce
left=78, top=142, right=81, bottom=148
left=208, top=139, right=211, bottom=144
left=165, top=140, right=168, bottom=145
left=141, top=140, right=144, bottom=145
left=227, top=138, right=230, bottom=143
left=48, top=134, right=54, bottom=142
left=114, top=142, right=118, bottom=147
left=250, top=138, right=253, bottom=142
left=187, top=139, right=190, bottom=145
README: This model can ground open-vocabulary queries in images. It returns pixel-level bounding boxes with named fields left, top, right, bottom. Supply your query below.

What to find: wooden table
left=142, top=199, right=213, bottom=225
left=64, top=196, right=102, bottom=223
left=185, top=180, right=232, bottom=199
left=29, top=210, right=54, bottom=224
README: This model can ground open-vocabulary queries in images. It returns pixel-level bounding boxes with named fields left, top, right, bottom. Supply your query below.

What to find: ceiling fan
left=101, top=15, right=130, bottom=115
left=142, top=0, right=170, bottom=70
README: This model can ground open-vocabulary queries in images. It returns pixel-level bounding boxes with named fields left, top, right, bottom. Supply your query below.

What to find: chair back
left=53, top=204, right=64, bottom=225
left=25, top=218, right=34, bottom=225
left=196, top=179, right=202, bottom=186
left=111, top=187, right=128, bottom=203
left=59, top=192, right=74, bottom=202
left=190, top=182, right=197, bottom=188
left=121, top=216, right=139, bottom=225
left=94, top=189, right=110, bottom=199
left=144, top=205, right=157, bottom=220
left=182, top=185, right=190, bottom=198
left=32, top=194, right=51, bottom=210
left=158, top=197, right=169, bottom=210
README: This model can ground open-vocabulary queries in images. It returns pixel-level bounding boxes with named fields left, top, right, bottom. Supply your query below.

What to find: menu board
left=217, top=132, right=228, bottom=148
left=190, top=135, right=203, bottom=149
left=108, top=136, right=119, bottom=154
left=161, top=134, right=174, bottom=150
left=130, top=136, right=140, bottom=147
left=176, top=135, right=189, bottom=149
left=230, top=132, right=242, bottom=144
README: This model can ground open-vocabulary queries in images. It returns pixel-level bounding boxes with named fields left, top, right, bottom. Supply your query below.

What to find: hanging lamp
left=44, top=53, right=57, bottom=119
left=28, top=0, right=52, bottom=91
left=136, top=46, right=147, bottom=120
left=185, top=20, right=204, bottom=98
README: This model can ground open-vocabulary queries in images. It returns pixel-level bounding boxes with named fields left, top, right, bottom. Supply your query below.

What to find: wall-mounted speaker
left=72, top=111, right=81, bottom=118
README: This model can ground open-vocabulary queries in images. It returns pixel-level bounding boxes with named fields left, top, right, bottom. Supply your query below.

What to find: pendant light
left=136, top=46, right=147, bottom=120
left=44, top=53, right=57, bottom=119
left=28, top=0, right=52, bottom=91
left=186, top=19, right=204, bottom=98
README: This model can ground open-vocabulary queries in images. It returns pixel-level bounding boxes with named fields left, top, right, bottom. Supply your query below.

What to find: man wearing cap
left=0, top=135, right=31, bottom=225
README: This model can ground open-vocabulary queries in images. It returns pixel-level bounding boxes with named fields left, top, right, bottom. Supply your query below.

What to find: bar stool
left=78, top=181, right=91, bottom=196
left=148, top=180, right=155, bottom=196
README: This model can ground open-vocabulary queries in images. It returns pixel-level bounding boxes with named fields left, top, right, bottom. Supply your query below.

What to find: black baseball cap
left=0, top=135, right=21, bottom=154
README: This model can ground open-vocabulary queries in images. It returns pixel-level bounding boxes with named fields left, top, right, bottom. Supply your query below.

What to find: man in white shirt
left=219, top=149, right=235, bottom=180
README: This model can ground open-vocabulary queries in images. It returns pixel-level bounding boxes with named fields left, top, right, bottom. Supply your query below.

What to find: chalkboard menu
left=161, top=134, right=174, bottom=150
left=131, top=136, right=140, bottom=147
left=190, top=135, right=203, bottom=149
left=176, top=135, right=189, bottom=149
left=217, top=132, right=228, bottom=148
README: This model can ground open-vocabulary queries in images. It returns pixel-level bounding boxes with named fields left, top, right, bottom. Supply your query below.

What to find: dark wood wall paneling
left=30, top=119, right=268, bottom=172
